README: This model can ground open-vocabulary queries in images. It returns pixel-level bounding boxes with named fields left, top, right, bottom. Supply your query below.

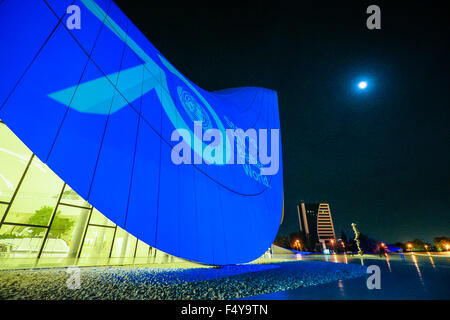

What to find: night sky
left=114, top=1, right=449, bottom=243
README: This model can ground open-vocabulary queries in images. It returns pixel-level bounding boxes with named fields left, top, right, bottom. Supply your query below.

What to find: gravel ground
left=0, top=261, right=367, bottom=300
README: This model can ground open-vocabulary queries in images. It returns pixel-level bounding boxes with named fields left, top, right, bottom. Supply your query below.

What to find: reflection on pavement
left=244, top=253, right=450, bottom=300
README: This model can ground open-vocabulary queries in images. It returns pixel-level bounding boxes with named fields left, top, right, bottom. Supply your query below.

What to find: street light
left=330, top=239, right=335, bottom=252
left=445, top=244, right=449, bottom=251
left=294, top=239, right=300, bottom=251
left=407, top=243, right=412, bottom=252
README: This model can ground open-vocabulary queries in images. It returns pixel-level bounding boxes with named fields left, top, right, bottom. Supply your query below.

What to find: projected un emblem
left=177, top=86, right=212, bottom=130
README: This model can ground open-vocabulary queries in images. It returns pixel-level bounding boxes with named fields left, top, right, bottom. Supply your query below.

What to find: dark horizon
left=114, top=0, right=449, bottom=244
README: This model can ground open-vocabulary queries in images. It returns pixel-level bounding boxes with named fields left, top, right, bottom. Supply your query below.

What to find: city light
left=293, top=239, right=301, bottom=251
left=330, top=239, right=335, bottom=252
left=407, top=243, right=413, bottom=252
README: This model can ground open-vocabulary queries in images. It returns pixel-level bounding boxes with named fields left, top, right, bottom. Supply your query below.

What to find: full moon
left=358, top=81, right=368, bottom=89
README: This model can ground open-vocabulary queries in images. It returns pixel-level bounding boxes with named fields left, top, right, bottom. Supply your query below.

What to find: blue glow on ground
left=0, top=260, right=367, bottom=299
left=94, top=264, right=280, bottom=284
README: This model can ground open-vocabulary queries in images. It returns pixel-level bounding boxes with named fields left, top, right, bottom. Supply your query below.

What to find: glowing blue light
left=358, top=81, right=368, bottom=90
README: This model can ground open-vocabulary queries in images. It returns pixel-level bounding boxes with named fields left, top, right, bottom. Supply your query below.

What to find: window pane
left=111, top=227, right=137, bottom=258
left=80, top=225, right=114, bottom=258
left=135, top=240, right=150, bottom=257
left=41, top=204, right=90, bottom=258
left=0, top=123, right=33, bottom=202
left=89, top=208, right=115, bottom=227
left=0, top=224, right=46, bottom=258
left=4, top=157, right=64, bottom=226
left=59, top=184, right=91, bottom=208
left=0, top=203, right=7, bottom=222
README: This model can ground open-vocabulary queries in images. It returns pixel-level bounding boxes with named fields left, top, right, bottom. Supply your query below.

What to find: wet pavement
left=244, top=253, right=450, bottom=300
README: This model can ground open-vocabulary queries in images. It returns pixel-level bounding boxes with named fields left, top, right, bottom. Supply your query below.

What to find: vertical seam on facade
left=37, top=182, right=67, bottom=258
left=45, top=0, right=113, bottom=163
left=0, top=154, right=35, bottom=226
left=77, top=206, right=94, bottom=258
left=86, top=20, right=129, bottom=201
left=153, top=66, right=163, bottom=249
left=123, top=62, right=145, bottom=229
left=108, top=225, right=118, bottom=258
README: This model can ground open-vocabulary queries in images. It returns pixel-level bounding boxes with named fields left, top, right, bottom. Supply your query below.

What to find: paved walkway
left=244, top=253, right=450, bottom=299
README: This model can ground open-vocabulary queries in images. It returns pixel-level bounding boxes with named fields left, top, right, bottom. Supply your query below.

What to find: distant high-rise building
left=297, top=202, right=336, bottom=251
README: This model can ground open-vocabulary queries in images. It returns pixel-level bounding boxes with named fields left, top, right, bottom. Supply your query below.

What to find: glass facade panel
left=4, top=157, right=64, bottom=226
left=135, top=240, right=150, bottom=257
left=0, top=122, right=33, bottom=202
left=89, top=208, right=115, bottom=227
left=0, top=124, right=178, bottom=269
left=80, top=225, right=115, bottom=258
left=59, top=184, right=91, bottom=208
left=0, top=203, right=7, bottom=222
left=0, top=224, right=46, bottom=258
left=41, top=204, right=90, bottom=258
left=111, top=227, right=137, bottom=258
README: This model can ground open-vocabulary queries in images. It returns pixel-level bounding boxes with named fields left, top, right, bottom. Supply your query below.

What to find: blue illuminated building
left=0, top=0, right=283, bottom=265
